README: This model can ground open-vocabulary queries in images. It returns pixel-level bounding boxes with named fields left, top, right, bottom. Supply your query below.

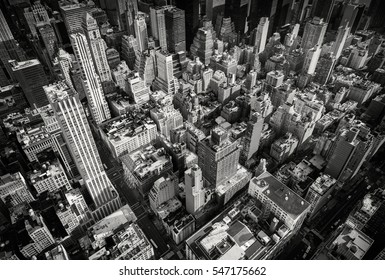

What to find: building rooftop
left=310, top=173, right=337, bottom=196
left=10, top=59, right=40, bottom=71
left=331, top=224, right=374, bottom=260
left=44, top=81, right=74, bottom=103
left=100, top=112, right=155, bottom=146
left=121, top=145, right=172, bottom=180
left=28, top=159, right=64, bottom=184
left=251, top=172, right=310, bottom=220
left=216, top=165, right=252, bottom=196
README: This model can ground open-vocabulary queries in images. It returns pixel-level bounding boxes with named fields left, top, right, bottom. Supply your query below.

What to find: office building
left=150, top=6, right=169, bottom=51
left=126, top=72, right=151, bottom=105
left=121, top=145, right=173, bottom=195
left=252, top=17, right=269, bottom=54
left=29, top=159, right=72, bottom=195
left=198, top=127, right=240, bottom=187
left=165, top=7, right=186, bottom=53
left=303, top=45, right=321, bottom=75
left=25, top=209, right=55, bottom=253
left=70, top=33, right=111, bottom=124
left=10, top=59, right=49, bottom=108
left=59, top=0, right=93, bottom=34
left=99, top=112, right=157, bottom=159
left=45, top=82, right=121, bottom=221
left=0, top=9, right=26, bottom=82
left=149, top=175, right=178, bottom=213
left=333, top=24, right=350, bottom=60
left=248, top=172, right=310, bottom=231
left=270, top=133, right=299, bottom=164
left=121, top=35, right=138, bottom=70
left=153, top=50, right=179, bottom=95
left=301, top=17, right=327, bottom=51
left=240, top=111, right=264, bottom=163
left=185, top=164, right=205, bottom=215
left=305, top=173, right=337, bottom=219
left=134, top=13, right=148, bottom=52
left=190, top=20, right=216, bottom=65
left=0, top=172, right=35, bottom=207
left=82, top=13, right=114, bottom=94
left=313, top=53, right=336, bottom=85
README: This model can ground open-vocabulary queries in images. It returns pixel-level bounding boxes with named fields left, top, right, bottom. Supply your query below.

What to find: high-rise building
left=0, top=172, right=35, bottom=207
left=252, top=17, right=269, bottom=54
left=121, top=34, right=138, bottom=69
left=149, top=175, right=178, bottom=212
left=185, top=164, right=205, bottom=215
left=0, top=9, right=26, bottom=82
left=165, top=7, right=186, bottom=53
left=190, top=20, right=216, bottom=65
left=313, top=52, right=336, bottom=85
left=197, top=126, right=240, bottom=187
left=134, top=13, right=148, bottom=52
left=332, top=23, right=350, bottom=60
left=37, top=23, right=58, bottom=60
left=70, top=33, right=111, bottom=124
left=325, top=126, right=372, bottom=181
left=303, top=45, right=321, bottom=75
left=240, top=111, right=264, bottom=163
left=174, top=0, right=199, bottom=47
left=153, top=50, right=179, bottom=94
left=150, top=6, right=170, bottom=51
left=25, top=209, right=55, bottom=253
left=206, top=0, right=226, bottom=25
left=10, top=59, right=49, bottom=108
left=301, top=17, right=327, bottom=51
left=82, top=13, right=114, bottom=94
left=312, top=0, right=335, bottom=23
left=45, top=82, right=121, bottom=221
left=126, top=72, right=151, bottom=105
left=59, top=1, right=93, bottom=34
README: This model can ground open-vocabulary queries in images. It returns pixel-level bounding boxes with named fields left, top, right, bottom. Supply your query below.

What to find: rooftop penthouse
left=43, top=81, right=74, bottom=104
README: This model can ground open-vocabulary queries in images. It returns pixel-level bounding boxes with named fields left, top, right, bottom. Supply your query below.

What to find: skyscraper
left=45, top=82, right=121, bottom=221
left=313, top=52, right=336, bottom=85
left=134, top=13, right=149, bottom=52
left=59, top=1, right=93, bottom=34
left=240, top=111, right=264, bottom=163
left=303, top=45, right=321, bottom=75
left=70, top=33, right=111, bottom=124
left=82, top=13, right=114, bottom=94
left=150, top=6, right=169, bottom=51
left=185, top=164, right=205, bottom=215
left=301, top=17, right=328, bottom=51
left=252, top=17, right=269, bottom=54
left=197, top=127, right=240, bottom=187
left=0, top=9, right=26, bottom=81
left=153, top=50, right=179, bottom=94
left=11, top=59, right=49, bottom=108
left=165, top=7, right=186, bottom=53
left=190, top=19, right=216, bottom=65
left=332, top=23, right=350, bottom=60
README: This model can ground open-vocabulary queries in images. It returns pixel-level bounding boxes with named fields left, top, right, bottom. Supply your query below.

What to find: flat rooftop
left=251, top=172, right=310, bottom=220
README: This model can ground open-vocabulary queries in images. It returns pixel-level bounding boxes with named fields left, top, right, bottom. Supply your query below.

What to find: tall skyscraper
left=45, top=82, right=121, bottom=221
left=301, top=17, right=328, bottom=51
left=59, top=1, right=93, bottom=34
left=197, top=127, right=240, bottom=187
left=224, top=0, right=250, bottom=34
left=165, top=7, right=186, bottom=53
left=185, top=164, right=205, bottom=214
left=332, top=23, right=350, bottom=60
left=312, top=0, right=335, bottom=23
left=70, top=33, right=111, bottom=124
left=174, top=0, right=199, bottom=47
left=252, top=17, right=269, bottom=54
left=206, top=0, right=226, bottom=25
left=240, top=111, right=264, bottom=163
left=121, top=34, right=138, bottom=69
left=150, top=6, right=170, bottom=51
left=134, top=13, right=149, bottom=52
left=190, top=19, right=216, bottom=65
left=0, top=9, right=26, bottom=81
left=10, top=59, right=49, bottom=108
left=303, top=45, right=321, bottom=75
left=82, top=13, right=114, bottom=94
left=153, top=50, right=179, bottom=94
left=313, top=52, right=336, bottom=85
